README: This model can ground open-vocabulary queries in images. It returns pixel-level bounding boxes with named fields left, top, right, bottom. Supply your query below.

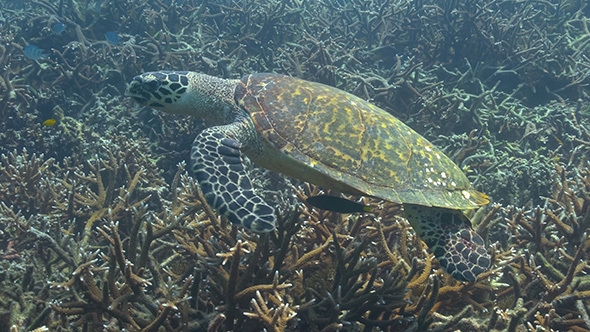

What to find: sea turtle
left=126, top=71, right=491, bottom=282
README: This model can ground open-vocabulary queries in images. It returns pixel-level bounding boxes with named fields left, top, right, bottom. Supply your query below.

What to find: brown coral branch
left=289, top=235, right=332, bottom=271
left=544, top=235, right=588, bottom=302
left=376, top=220, right=399, bottom=265
left=406, top=251, right=433, bottom=289
left=243, top=290, right=297, bottom=332
left=235, top=271, right=292, bottom=300
left=28, top=226, right=75, bottom=267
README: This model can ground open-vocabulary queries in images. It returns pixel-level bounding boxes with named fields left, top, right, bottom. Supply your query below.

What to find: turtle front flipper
left=191, top=126, right=276, bottom=232
left=404, top=205, right=491, bottom=282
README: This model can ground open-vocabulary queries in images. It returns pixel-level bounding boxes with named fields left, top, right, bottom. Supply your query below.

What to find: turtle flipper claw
left=191, top=127, right=276, bottom=232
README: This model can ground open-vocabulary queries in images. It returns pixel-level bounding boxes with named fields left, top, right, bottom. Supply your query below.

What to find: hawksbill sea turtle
left=126, top=71, right=491, bottom=282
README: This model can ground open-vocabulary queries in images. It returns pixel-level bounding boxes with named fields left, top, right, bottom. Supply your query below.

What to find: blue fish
left=23, top=45, right=48, bottom=60
left=52, top=22, right=65, bottom=35
left=105, top=31, right=119, bottom=45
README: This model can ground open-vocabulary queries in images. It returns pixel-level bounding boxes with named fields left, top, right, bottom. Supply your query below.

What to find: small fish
left=105, top=31, right=119, bottom=45
left=42, top=119, right=56, bottom=126
left=23, top=45, right=48, bottom=60
left=52, top=22, right=65, bottom=35
left=306, top=195, right=371, bottom=214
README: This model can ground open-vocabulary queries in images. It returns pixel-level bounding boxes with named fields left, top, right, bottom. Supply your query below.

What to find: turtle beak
left=125, top=75, right=161, bottom=105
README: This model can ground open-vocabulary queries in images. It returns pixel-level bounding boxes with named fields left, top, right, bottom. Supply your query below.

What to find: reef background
left=0, top=0, right=589, bottom=331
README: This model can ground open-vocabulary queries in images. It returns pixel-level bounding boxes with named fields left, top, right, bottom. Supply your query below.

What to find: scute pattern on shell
left=236, top=73, right=488, bottom=210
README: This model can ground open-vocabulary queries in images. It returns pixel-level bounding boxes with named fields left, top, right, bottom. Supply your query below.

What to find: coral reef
left=0, top=0, right=588, bottom=331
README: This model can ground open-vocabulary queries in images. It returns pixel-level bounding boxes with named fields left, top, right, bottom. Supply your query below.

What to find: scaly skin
left=127, top=71, right=275, bottom=232
left=191, top=127, right=275, bottom=232
left=404, top=205, right=490, bottom=282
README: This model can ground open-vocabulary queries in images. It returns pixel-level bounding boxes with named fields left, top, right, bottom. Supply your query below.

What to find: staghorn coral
left=0, top=0, right=589, bottom=331
left=0, top=145, right=494, bottom=331
left=485, top=159, right=590, bottom=330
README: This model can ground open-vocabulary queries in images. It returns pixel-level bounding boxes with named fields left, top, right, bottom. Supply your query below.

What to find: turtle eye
left=144, top=79, right=161, bottom=92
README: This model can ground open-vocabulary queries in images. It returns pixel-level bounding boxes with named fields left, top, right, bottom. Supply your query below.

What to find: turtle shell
left=235, top=73, right=488, bottom=209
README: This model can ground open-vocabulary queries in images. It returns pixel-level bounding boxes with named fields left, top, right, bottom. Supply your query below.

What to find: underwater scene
left=0, top=0, right=589, bottom=331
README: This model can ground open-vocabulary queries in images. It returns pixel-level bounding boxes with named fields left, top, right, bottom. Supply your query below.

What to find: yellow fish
left=43, top=119, right=56, bottom=126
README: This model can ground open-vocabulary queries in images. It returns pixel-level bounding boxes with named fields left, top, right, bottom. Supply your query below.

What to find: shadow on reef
left=0, top=0, right=589, bottom=331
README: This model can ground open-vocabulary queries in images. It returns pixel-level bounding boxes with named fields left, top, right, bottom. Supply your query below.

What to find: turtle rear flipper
left=191, top=125, right=276, bottom=232
left=404, top=205, right=491, bottom=282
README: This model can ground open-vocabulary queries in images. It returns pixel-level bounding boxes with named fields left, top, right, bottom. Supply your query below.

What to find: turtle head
left=126, top=71, right=237, bottom=119
left=126, top=71, right=193, bottom=114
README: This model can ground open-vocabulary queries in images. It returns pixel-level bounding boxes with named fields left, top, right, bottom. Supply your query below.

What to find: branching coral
left=487, top=158, right=590, bottom=331
left=0, top=0, right=589, bottom=331
left=0, top=149, right=56, bottom=216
